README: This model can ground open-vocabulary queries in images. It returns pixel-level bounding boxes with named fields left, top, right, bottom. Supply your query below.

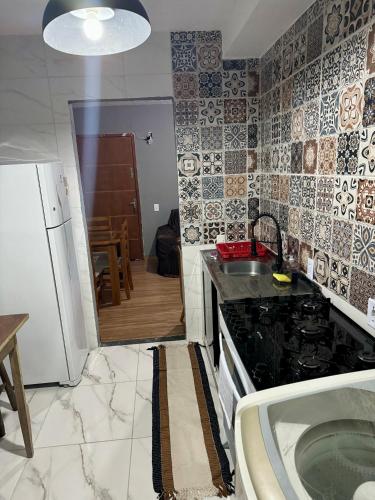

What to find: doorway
left=71, top=98, right=185, bottom=344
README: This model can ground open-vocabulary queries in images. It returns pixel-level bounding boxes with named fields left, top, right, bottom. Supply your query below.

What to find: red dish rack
left=216, top=241, right=267, bottom=259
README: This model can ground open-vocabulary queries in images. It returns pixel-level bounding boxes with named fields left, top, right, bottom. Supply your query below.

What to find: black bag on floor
left=156, top=209, right=180, bottom=277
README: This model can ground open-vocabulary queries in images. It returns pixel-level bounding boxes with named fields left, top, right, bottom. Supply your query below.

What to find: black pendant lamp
left=43, top=0, right=151, bottom=56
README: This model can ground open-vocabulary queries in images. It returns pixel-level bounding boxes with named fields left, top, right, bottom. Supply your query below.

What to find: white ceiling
left=0, top=0, right=315, bottom=57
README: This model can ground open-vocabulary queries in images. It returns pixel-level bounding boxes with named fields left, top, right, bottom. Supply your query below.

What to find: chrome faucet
left=250, top=212, right=283, bottom=272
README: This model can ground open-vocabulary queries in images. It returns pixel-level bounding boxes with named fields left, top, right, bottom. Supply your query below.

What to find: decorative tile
left=203, top=222, right=225, bottom=244
left=224, top=98, right=247, bottom=124
left=263, top=120, right=272, bottom=146
left=352, top=223, right=375, bottom=273
left=181, top=224, right=203, bottom=245
left=272, top=86, right=281, bottom=116
left=173, top=73, right=199, bottom=100
left=359, top=127, right=375, bottom=175
left=199, top=72, right=222, bottom=98
left=300, top=209, right=315, bottom=244
left=201, top=126, right=223, bottom=151
left=291, top=108, right=305, bottom=142
left=202, top=151, right=223, bottom=175
left=172, top=43, right=197, bottom=72
left=343, top=0, right=371, bottom=37
left=307, top=15, right=323, bottom=63
left=303, top=140, right=318, bottom=174
left=305, top=59, right=321, bottom=102
left=279, top=175, right=290, bottom=204
left=283, top=43, right=294, bottom=79
left=281, top=78, right=293, bottom=112
left=177, top=152, right=201, bottom=177
left=271, top=146, right=280, bottom=173
left=223, top=70, right=247, bottom=98
left=271, top=117, right=280, bottom=145
left=322, top=46, right=342, bottom=96
left=203, top=200, right=224, bottom=220
left=224, top=124, right=247, bottom=150
left=175, top=100, right=199, bottom=126
left=260, top=61, right=272, bottom=94
left=248, top=173, right=260, bottom=197
left=288, top=207, right=301, bottom=238
left=300, top=242, right=313, bottom=273
left=199, top=99, right=224, bottom=125
left=226, top=222, right=246, bottom=242
left=279, top=203, right=289, bottom=232
left=225, top=198, right=247, bottom=221
left=301, top=175, right=316, bottom=210
left=316, top=176, right=335, bottom=213
left=180, top=201, right=202, bottom=224
left=337, top=131, right=360, bottom=175
left=292, top=70, right=306, bottom=109
left=323, top=0, right=345, bottom=48
left=197, top=43, right=222, bottom=71
left=314, top=249, right=330, bottom=286
left=247, top=150, right=258, bottom=172
left=329, top=257, right=351, bottom=299
left=363, top=77, right=375, bottom=128
left=320, top=91, right=339, bottom=136
left=289, top=175, right=301, bottom=207
left=271, top=174, right=280, bottom=200
left=303, top=99, right=320, bottom=140
left=224, top=150, right=247, bottom=174
left=261, top=147, right=272, bottom=172
left=196, top=31, right=222, bottom=44
left=224, top=175, right=247, bottom=198
left=356, top=178, right=375, bottom=224
left=202, top=176, right=224, bottom=199
left=223, top=59, right=246, bottom=71
left=291, top=142, right=303, bottom=173
left=349, top=267, right=375, bottom=313
left=280, top=143, right=291, bottom=173
left=287, top=235, right=299, bottom=261
left=272, top=55, right=282, bottom=87
left=248, top=97, right=259, bottom=124
left=367, top=24, right=375, bottom=74
left=341, top=30, right=367, bottom=86
left=248, top=124, right=258, bottom=149
left=175, top=126, right=200, bottom=153
left=333, top=176, right=358, bottom=220
left=248, top=197, right=260, bottom=220
left=178, top=177, right=202, bottom=201
left=293, top=31, right=307, bottom=72
left=331, top=219, right=353, bottom=260
left=281, top=112, right=292, bottom=143
left=248, top=70, right=260, bottom=97
left=260, top=173, right=271, bottom=198
left=171, top=32, right=196, bottom=44
left=318, top=136, right=337, bottom=174
left=314, top=213, right=332, bottom=252
left=339, top=83, right=364, bottom=131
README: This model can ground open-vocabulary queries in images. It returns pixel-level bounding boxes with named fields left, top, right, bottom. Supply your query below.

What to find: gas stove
left=220, top=293, right=375, bottom=392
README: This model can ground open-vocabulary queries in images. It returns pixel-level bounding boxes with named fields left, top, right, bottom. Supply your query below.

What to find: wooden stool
left=0, top=314, right=33, bottom=458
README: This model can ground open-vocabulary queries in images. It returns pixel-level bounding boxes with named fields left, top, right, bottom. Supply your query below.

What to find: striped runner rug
left=150, top=343, right=234, bottom=500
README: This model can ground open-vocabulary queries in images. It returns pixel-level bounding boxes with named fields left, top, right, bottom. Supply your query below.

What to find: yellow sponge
left=272, top=273, right=292, bottom=284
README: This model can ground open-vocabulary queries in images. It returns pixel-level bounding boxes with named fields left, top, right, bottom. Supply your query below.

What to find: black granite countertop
left=201, top=249, right=316, bottom=301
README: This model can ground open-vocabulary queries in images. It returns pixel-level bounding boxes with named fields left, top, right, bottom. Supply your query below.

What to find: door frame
left=76, top=132, right=145, bottom=261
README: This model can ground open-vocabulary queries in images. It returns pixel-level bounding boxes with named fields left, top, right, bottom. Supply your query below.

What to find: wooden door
left=76, top=134, right=144, bottom=260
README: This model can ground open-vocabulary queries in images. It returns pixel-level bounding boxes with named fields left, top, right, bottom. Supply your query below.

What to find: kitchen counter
left=201, top=250, right=316, bottom=301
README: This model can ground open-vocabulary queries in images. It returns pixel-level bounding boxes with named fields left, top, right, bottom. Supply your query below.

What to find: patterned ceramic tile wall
left=171, top=31, right=260, bottom=245
left=258, top=0, right=375, bottom=314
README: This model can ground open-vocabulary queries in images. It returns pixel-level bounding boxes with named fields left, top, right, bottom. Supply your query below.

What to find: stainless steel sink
left=220, top=260, right=272, bottom=276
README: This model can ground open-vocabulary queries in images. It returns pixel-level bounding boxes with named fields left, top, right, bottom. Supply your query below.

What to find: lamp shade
left=43, top=0, right=151, bottom=56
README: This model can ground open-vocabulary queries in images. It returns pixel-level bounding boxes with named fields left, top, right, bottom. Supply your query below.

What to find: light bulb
left=83, top=14, right=103, bottom=41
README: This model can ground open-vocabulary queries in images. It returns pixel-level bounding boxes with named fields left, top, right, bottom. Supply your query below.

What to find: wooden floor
left=99, top=259, right=185, bottom=343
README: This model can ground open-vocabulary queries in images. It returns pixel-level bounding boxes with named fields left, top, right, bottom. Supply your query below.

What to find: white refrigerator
left=0, top=161, right=89, bottom=385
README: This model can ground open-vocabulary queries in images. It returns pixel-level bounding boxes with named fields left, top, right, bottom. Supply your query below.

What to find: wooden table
left=90, top=239, right=121, bottom=306
left=0, top=314, right=33, bottom=457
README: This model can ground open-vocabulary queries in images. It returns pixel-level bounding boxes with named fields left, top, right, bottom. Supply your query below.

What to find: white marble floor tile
left=0, top=388, right=58, bottom=452
left=128, top=438, right=157, bottom=500
left=0, top=449, right=27, bottom=500
left=80, top=345, right=139, bottom=386
left=133, top=379, right=152, bottom=439
left=12, top=439, right=132, bottom=500
left=36, top=382, right=136, bottom=448
left=137, top=345, right=154, bottom=381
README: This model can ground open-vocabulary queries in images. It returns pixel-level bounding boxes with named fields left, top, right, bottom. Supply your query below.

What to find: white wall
left=0, top=31, right=173, bottom=348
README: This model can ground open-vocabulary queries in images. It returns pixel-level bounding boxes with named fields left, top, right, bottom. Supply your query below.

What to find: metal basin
left=220, top=260, right=272, bottom=276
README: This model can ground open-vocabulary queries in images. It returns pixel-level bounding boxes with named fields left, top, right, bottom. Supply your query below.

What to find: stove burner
left=298, top=355, right=322, bottom=370
left=301, top=300, right=323, bottom=315
left=295, top=320, right=330, bottom=340
left=357, top=350, right=375, bottom=364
